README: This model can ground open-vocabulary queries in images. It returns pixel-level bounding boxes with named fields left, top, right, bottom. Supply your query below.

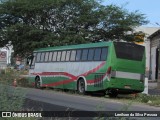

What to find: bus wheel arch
left=77, top=77, right=87, bottom=94
left=35, top=75, right=42, bottom=89
left=108, top=89, right=118, bottom=98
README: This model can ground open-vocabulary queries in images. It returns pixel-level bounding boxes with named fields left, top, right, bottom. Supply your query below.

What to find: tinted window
left=36, top=52, right=41, bottom=62
left=57, top=51, right=61, bottom=61
left=45, top=52, right=49, bottom=62
left=88, top=49, right=94, bottom=60
left=66, top=51, right=71, bottom=61
left=94, top=48, right=101, bottom=60
left=82, top=49, right=88, bottom=61
left=61, top=51, right=66, bottom=61
left=40, top=52, right=45, bottom=62
left=114, top=42, right=144, bottom=61
left=101, top=48, right=108, bottom=60
left=32, top=53, right=36, bottom=65
left=76, top=50, right=82, bottom=61
left=30, top=53, right=36, bottom=69
left=70, top=50, right=76, bottom=61
left=48, top=52, right=53, bottom=61
left=52, top=52, right=57, bottom=61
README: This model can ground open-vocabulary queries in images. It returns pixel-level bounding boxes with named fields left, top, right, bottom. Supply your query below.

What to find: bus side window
left=65, top=51, right=71, bottom=61
left=76, top=50, right=82, bottom=61
left=70, top=50, right=76, bottom=61
left=88, top=49, right=94, bottom=61
left=48, top=52, right=53, bottom=62
left=28, top=53, right=36, bottom=69
left=52, top=51, right=57, bottom=61
left=101, top=47, right=108, bottom=60
left=94, top=48, right=101, bottom=61
left=81, top=49, right=88, bottom=61
left=57, top=51, right=61, bottom=61
left=36, top=52, right=41, bottom=62
left=40, top=52, right=45, bottom=62
left=61, top=51, right=66, bottom=61
left=44, top=52, right=49, bottom=62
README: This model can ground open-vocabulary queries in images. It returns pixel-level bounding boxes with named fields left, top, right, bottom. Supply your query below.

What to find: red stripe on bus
left=33, top=61, right=106, bottom=87
left=42, top=78, right=75, bottom=87
left=32, top=72, right=77, bottom=79
left=79, top=62, right=105, bottom=76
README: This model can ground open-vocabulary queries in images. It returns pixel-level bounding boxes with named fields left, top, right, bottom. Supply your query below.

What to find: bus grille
left=94, top=74, right=104, bottom=87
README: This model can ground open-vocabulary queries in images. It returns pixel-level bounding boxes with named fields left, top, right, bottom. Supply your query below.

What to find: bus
left=28, top=41, right=145, bottom=97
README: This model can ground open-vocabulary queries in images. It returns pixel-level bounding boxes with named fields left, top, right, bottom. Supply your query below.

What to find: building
left=149, top=29, right=160, bottom=81
left=134, top=27, right=160, bottom=79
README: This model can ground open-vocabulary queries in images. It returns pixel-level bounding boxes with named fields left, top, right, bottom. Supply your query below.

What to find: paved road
left=22, top=87, right=160, bottom=120
left=24, top=88, right=160, bottom=111
left=3, top=86, right=160, bottom=120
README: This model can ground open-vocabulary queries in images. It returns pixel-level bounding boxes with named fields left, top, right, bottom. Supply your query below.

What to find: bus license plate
left=124, top=86, right=131, bottom=89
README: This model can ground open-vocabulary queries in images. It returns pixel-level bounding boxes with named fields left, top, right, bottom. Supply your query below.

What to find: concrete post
left=142, top=77, right=148, bottom=94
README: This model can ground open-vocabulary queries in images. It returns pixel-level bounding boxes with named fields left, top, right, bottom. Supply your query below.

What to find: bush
left=17, top=77, right=29, bottom=87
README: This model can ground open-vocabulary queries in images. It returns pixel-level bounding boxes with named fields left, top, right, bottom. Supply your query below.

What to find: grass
left=135, top=93, right=160, bottom=106
left=0, top=68, right=36, bottom=120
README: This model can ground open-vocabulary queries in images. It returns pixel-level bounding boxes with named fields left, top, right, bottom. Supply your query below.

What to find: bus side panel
left=41, top=76, right=66, bottom=89
left=85, top=45, right=112, bottom=92
left=28, top=76, right=36, bottom=87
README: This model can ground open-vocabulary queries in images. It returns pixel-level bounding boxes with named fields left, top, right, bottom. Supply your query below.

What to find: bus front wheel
left=77, top=79, right=85, bottom=94
left=35, top=77, right=41, bottom=89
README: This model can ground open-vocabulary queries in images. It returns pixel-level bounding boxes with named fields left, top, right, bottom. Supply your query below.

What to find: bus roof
left=34, top=41, right=113, bottom=52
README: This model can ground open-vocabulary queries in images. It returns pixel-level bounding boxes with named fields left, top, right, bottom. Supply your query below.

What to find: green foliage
left=0, top=0, right=148, bottom=57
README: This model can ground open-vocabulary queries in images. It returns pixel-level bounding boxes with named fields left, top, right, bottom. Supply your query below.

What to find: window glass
left=94, top=48, right=101, bottom=61
left=114, top=42, right=144, bottom=61
left=88, top=49, right=94, bottom=60
left=36, top=52, right=41, bottom=62
left=76, top=50, right=81, bottom=61
left=65, top=51, right=71, bottom=61
left=48, top=52, right=53, bottom=61
left=32, top=53, right=36, bottom=65
left=101, top=48, right=108, bottom=60
left=44, top=52, right=49, bottom=62
left=40, top=52, right=45, bottom=62
left=61, top=51, right=66, bottom=61
left=81, top=49, right=88, bottom=61
left=70, top=50, right=76, bottom=61
left=52, top=52, right=57, bottom=61
left=57, top=51, right=61, bottom=61
left=30, top=53, right=36, bottom=69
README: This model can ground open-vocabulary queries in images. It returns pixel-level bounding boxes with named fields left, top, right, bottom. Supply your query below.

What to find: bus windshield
left=114, top=42, right=145, bottom=61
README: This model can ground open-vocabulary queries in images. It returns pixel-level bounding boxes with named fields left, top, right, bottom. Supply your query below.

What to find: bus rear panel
left=106, top=42, right=145, bottom=94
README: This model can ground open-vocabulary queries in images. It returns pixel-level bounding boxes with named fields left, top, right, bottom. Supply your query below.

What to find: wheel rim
left=78, top=80, right=85, bottom=93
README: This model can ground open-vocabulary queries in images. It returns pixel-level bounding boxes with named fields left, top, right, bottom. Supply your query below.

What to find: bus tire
left=35, top=76, right=41, bottom=89
left=108, top=90, right=118, bottom=98
left=77, top=79, right=86, bottom=94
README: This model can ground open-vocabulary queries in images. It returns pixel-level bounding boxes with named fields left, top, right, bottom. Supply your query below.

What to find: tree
left=0, top=0, right=148, bottom=57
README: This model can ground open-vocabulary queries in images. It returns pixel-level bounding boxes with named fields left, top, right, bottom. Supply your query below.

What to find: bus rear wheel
left=35, top=77, right=41, bottom=89
left=78, top=79, right=85, bottom=94
left=108, top=90, right=118, bottom=98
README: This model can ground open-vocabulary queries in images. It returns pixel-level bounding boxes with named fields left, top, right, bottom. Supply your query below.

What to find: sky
left=102, top=0, right=160, bottom=27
